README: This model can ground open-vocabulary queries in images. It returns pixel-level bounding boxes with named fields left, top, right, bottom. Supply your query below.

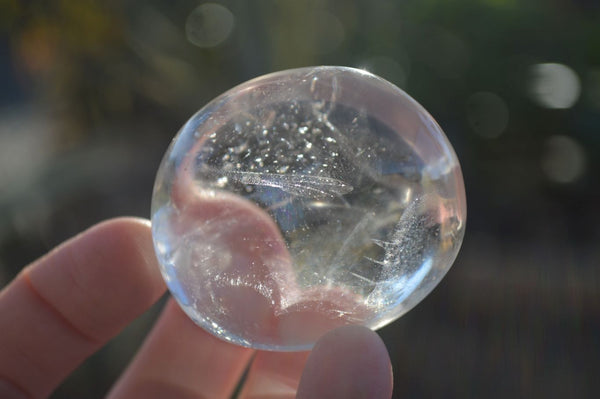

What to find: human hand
left=0, top=218, right=393, bottom=398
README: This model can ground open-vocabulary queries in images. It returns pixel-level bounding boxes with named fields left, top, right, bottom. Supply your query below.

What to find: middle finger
left=108, top=299, right=254, bottom=399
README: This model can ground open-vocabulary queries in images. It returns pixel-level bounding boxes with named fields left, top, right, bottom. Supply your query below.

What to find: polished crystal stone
left=151, top=66, right=466, bottom=351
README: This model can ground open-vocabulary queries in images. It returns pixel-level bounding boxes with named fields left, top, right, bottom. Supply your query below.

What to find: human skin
left=0, top=217, right=393, bottom=399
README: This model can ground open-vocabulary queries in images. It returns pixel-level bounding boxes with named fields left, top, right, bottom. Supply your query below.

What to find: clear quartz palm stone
left=151, top=66, right=466, bottom=351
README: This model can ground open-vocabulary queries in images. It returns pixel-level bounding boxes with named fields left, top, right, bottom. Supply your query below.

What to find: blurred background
left=0, top=0, right=599, bottom=397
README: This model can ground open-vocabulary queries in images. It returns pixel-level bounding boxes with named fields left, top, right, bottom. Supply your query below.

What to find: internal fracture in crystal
left=151, top=66, right=466, bottom=351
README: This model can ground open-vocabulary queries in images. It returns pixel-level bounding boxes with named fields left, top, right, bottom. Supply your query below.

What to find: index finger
left=0, top=218, right=166, bottom=398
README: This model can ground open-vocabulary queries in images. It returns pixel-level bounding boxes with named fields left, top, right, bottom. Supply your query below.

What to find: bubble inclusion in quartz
left=151, top=66, right=466, bottom=351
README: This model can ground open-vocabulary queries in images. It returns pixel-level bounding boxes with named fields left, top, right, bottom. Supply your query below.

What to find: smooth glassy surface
left=151, top=66, right=466, bottom=351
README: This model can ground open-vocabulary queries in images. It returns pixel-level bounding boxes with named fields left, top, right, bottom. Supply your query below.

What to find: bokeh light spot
left=185, top=3, right=234, bottom=48
left=540, top=135, right=586, bottom=183
left=529, top=63, right=581, bottom=109
left=466, top=91, right=509, bottom=139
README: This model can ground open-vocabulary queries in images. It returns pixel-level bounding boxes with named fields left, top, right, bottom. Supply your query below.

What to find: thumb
left=297, top=325, right=393, bottom=399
